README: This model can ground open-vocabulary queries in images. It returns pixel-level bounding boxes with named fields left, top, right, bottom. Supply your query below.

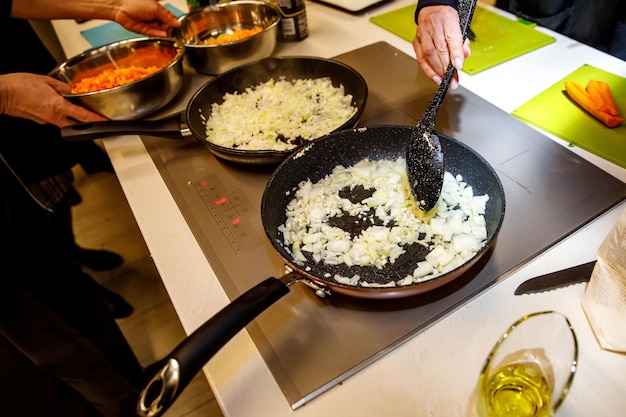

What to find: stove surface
left=142, top=42, right=626, bottom=409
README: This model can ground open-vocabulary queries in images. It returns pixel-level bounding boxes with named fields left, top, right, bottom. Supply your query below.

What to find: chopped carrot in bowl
left=199, top=27, right=263, bottom=45
left=70, top=66, right=160, bottom=94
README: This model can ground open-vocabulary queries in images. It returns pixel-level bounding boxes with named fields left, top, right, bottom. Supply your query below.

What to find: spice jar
left=273, top=0, right=309, bottom=41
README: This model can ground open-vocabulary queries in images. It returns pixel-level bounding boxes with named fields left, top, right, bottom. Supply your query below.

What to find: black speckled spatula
left=406, top=0, right=477, bottom=211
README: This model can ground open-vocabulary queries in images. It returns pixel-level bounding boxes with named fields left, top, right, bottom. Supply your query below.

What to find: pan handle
left=61, top=112, right=188, bottom=142
left=137, top=277, right=290, bottom=417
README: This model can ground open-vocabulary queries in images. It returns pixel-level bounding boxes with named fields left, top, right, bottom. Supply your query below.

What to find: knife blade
left=514, top=260, right=596, bottom=295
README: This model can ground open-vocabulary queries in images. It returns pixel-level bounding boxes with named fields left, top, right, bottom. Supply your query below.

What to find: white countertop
left=52, top=1, right=626, bottom=415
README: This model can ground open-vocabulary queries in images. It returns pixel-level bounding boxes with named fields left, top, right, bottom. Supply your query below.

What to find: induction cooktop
left=141, top=42, right=626, bottom=409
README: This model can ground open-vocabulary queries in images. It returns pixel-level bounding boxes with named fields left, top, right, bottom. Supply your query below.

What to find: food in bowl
left=48, top=38, right=184, bottom=120
left=198, top=27, right=263, bottom=45
left=203, top=77, right=358, bottom=151
left=278, top=157, right=489, bottom=287
left=69, top=66, right=161, bottom=93
left=171, top=0, right=281, bottom=74
left=65, top=44, right=180, bottom=94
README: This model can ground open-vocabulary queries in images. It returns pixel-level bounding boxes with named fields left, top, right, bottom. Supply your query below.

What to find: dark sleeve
left=415, top=0, right=459, bottom=24
left=2, top=0, right=12, bottom=22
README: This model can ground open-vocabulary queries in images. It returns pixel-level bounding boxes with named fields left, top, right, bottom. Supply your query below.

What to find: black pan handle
left=61, top=112, right=188, bottom=142
left=137, top=277, right=290, bottom=417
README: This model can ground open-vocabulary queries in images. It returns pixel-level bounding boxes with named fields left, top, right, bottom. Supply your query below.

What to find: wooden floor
left=71, top=145, right=224, bottom=417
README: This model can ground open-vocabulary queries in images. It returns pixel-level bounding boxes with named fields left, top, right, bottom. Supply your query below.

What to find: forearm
left=10, top=0, right=121, bottom=21
left=9, top=0, right=180, bottom=38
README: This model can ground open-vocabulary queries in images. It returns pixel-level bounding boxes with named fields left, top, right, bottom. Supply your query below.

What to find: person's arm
left=413, top=0, right=469, bottom=88
left=10, top=0, right=180, bottom=37
left=1, top=0, right=182, bottom=127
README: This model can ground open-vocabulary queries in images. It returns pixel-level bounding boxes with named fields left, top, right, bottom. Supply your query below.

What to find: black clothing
left=0, top=19, right=99, bottom=184
left=0, top=161, right=144, bottom=417
left=1, top=3, right=143, bottom=416
left=0, top=333, right=102, bottom=417
left=496, top=0, right=626, bottom=60
left=414, top=0, right=626, bottom=61
left=0, top=1, right=113, bottom=183
left=415, top=0, right=458, bottom=24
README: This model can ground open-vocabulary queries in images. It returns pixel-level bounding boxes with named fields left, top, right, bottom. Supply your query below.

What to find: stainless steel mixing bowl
left=49, top=37, right=184, bottom=120
left=171, top=0, right=281, bottom=75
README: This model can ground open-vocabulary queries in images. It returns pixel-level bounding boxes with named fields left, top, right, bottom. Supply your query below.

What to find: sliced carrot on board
left=586, top=79, right=620, bottom=116
left=564, top=80, right=623, bottom=128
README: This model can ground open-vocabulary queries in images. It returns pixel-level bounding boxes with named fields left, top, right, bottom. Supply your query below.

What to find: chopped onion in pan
left=204, top=77, right=357, bottom=151
left=277, top=157, right=489, bottom=287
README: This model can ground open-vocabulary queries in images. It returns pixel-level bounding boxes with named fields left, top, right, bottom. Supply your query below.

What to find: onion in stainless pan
left=137, top=126, right=505, bottom=416
left=61, top=56, right=368, bottom=165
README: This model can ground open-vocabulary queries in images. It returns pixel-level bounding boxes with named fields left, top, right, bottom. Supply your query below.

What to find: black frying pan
left=137, top=126, right=505, bottom=416
left=61, top=56, right=368, bottom=165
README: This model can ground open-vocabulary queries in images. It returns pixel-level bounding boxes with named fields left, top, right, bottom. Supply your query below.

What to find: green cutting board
left=512, top=65, right=626, bottom=168
left=370, top=5, right=556, bottom=75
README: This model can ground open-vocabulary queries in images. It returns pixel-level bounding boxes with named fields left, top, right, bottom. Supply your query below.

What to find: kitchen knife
left=514, top=260, right=596, bottom=295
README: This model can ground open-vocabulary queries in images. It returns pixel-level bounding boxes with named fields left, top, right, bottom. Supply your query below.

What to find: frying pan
left=61, top=56, right=368, bottom=165
left=137, top=126, right=505, bottom=416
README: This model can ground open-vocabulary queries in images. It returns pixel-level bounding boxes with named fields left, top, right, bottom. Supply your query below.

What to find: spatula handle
left=458, top=0, right=478, bottom=35
left=418, top=0, right=478, bottom=127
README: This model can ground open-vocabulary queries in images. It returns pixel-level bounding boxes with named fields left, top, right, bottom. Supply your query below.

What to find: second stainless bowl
left=172, top=0, right=281, bottom=75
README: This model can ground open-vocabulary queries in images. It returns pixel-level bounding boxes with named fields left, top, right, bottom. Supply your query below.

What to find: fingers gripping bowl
left=49, top=37, right=184, bottom=120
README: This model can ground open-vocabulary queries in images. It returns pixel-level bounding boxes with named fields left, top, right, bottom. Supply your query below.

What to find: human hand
left=112, top=0, right=181, bottom=37
left=413, top=5, right=471, bottom=88
left=0, top=73, right=106, bottom=128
